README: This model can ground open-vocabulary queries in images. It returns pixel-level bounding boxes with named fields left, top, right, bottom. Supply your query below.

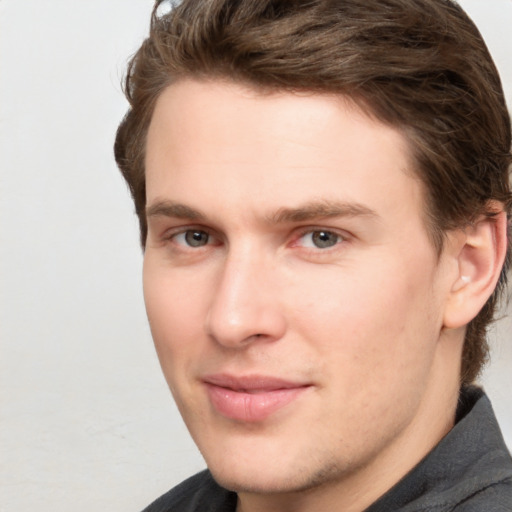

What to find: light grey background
left=0, top=1, right=511, bottom=511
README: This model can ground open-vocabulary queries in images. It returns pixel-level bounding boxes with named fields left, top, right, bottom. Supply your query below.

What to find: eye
left=299, top=230, right=343, bottom=249
left=174, top=229, right=210, bottom=247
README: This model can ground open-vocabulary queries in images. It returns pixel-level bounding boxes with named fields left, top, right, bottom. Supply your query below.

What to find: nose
left=205, top=247, right=287, bottom=349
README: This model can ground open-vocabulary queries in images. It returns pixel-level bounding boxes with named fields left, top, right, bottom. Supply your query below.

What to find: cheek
left=143, top=266, right=213, bottom=425
left=143, top=261, right=208, bottom=377
left=288, top=254, right=441, bottom=378
left=288, top=264, right=442, bottom=439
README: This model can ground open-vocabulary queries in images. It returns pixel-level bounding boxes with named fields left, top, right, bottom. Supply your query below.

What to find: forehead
left=145, top=79, right=425, bottom=228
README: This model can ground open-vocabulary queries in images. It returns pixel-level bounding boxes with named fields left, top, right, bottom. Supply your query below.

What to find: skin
left=143, top=79, right=480, bottom=512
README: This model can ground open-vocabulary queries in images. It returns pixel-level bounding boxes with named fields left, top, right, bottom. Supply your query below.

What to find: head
left=115, top=1, right=511, bottom=505
left=115, top=0, right=511, bottom=387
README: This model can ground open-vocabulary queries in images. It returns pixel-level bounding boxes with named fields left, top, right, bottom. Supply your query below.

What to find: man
left=115, top=0, right=512, bottom=510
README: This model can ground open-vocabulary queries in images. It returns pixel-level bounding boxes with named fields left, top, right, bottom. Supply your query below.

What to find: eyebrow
left=146, top=201, right=207, bottom=221
left=267, top=200, right=378, bottom=224
left=145, top=199, right=378, bottom=224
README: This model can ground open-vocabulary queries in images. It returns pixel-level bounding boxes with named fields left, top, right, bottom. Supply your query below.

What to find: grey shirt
left=142, top=387, right=512, bottom=511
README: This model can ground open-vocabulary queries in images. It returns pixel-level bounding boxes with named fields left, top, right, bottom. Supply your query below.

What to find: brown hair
left=114, top=0, right=512, bottom=384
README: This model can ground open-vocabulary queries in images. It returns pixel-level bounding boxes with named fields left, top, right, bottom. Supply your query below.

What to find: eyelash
left=296, top=228, right=345, bottom=248
left=162, top=226, right=217, bottom=249
left=173, top=229, right=213, bottom=248
left=162, top=226, right=348, bottom=253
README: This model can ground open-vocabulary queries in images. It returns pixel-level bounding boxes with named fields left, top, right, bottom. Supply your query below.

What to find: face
left=143, top=79, right=457, bottom=500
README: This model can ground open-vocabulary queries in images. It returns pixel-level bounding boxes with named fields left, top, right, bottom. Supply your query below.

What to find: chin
left=206, top=454, right=344, bottom=495
left=211, top=471, right=306, bottom=495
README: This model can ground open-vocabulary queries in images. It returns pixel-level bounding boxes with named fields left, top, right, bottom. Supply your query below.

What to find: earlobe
left=443, top=205, right=508, bottom=330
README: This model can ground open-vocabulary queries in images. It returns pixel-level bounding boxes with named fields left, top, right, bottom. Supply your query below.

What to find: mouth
left=202, top=374, right=311, bottom=423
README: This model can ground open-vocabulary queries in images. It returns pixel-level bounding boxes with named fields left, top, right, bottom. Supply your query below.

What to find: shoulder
left=451, top=477, right=512, bottom=511
left=141, top=470, right=237, bottom=512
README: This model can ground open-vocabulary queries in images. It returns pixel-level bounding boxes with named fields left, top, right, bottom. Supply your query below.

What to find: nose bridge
left=205, top=241, right=285, bottom=347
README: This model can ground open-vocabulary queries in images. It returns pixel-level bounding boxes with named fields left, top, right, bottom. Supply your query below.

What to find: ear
left=443, top=205, right=508, bottom=330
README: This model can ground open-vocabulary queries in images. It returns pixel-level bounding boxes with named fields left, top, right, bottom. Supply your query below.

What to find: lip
left=203, top=374, right=311, bottom=423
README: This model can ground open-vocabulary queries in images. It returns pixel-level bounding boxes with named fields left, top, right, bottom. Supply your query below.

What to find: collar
left=365, top=386, right=512, bottom=511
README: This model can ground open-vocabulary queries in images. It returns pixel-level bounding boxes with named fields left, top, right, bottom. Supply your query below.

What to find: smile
left=203, top=374, right=311, bottom=423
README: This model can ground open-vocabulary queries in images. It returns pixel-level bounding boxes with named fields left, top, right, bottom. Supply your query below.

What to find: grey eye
left=184, top=230, right=209, bottom=247
left=311, top=231, right=340, bottom=248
